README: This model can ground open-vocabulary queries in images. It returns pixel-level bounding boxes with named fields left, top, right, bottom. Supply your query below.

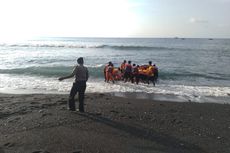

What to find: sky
left=0, top=0, right=230, bottom=39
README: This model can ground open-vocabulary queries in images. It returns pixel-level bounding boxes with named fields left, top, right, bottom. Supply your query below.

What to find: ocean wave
left=0, top=66, right=73, bottom=77
left=100, top=45, right=176, bottom=50
left=0, top=66, right=105, bottom=78
left=1, top=66, right=229, bottom=82
left=159, top=71, right=230, bottom=81
left=0, top=43, right=182, bottom=51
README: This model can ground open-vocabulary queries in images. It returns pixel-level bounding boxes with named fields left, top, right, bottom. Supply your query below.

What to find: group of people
left=104, top=60, right=158, bottom=86
left=58, top=57, right=158, bottom=113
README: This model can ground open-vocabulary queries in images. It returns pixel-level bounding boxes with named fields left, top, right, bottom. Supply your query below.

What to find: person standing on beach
left=58, top=57, right=89, bottom=112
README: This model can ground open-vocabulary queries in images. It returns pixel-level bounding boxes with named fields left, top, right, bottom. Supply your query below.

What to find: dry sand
left=0, top=93, right=230, bottom=153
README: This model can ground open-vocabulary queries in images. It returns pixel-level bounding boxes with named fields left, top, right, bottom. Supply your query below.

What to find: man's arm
left=58, top=74, right=74, bottom=81
left=58, top=67, right=76, bottom=81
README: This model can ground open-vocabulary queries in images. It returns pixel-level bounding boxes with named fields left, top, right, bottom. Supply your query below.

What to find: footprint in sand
left=3, top=142, right=15, bottom=148
left=30, top=102, right=40, bottom=105
left=41, top=113, right=53, bottom=117
left=41, top=103, right=57, bottom=108
left=57, top=100, right=67, bottom=105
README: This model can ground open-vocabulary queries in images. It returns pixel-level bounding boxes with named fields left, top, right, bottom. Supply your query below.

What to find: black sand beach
left=0, top=93, right=230, bottom=153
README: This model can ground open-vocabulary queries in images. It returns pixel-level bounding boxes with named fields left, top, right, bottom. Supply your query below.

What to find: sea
left=0, top=37, right=230, bottom=103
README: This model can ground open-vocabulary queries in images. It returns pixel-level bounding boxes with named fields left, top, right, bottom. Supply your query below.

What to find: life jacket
left=112, top=68, right=118, bottom=75
left=142, top=69, right=148, bottom=75
left=120, top=63, right=126, bottom=70
left=148, top=65, right=154, bottom=76
left=138, top=67, right=145, bottom=75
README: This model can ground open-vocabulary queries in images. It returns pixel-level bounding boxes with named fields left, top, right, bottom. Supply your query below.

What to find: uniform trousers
left=69, top=81, right=86, bottom=112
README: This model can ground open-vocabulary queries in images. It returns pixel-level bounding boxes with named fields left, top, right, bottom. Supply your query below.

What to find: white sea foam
left=0, top=74, right=230, bottom=103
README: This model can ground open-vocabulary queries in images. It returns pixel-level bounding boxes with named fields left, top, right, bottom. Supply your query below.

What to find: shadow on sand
left=77, top=112, right=207, bottom=153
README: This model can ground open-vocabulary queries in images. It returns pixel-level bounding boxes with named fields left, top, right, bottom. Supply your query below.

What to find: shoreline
left=0, top=93, right=230, bottom=153
left=1, top=89, right=230, bottom=104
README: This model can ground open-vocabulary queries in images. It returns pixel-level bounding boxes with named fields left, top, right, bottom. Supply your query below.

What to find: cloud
left=189, top=17, right=209, bottom=24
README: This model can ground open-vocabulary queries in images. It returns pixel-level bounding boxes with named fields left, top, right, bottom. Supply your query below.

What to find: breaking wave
left=0, top=43, right=188, bottom=51
left=1, top=66, right=229, bottom=82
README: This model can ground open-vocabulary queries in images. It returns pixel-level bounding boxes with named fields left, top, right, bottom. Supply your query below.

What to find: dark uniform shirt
left=72, top=65, right=88, bottom=82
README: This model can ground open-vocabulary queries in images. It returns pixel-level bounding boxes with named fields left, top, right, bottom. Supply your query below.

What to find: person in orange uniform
left=124, top=61, right=132, bottom=82
left=120, top=60, right=126, bottom=74
left=104, top=62, right=112, bottom=82
left=107, top=63, right=115, bottom=83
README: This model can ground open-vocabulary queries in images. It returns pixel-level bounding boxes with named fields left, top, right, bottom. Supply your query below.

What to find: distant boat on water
left=173, top=37, right=185, bottom=40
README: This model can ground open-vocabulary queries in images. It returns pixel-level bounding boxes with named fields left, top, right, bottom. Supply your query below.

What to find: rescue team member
left=104, top=61, right=112, bottom=82
left=124, top=61, right=132, bottom=82
left=148, top=61, right=155, bottom=77
left=107, top=63, right=115, bottom=83
left=153, top=64, right=158, bottom=82
left=58, top=57, right=89, bottom=112
left=147, top=61, right=155, bottom=86
left=132, top=64, right=139, bottom=84
left=120, top=60, right=126, bottom=73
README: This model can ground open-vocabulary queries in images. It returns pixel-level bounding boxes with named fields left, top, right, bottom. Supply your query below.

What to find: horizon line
left=36, top=36, right=230, bottom=39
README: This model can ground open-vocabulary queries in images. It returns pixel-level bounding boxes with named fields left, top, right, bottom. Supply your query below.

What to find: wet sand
left=0, top=93, right=230, bottom=153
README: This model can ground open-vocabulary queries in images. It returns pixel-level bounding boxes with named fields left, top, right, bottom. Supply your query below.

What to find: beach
left=0, top=93, right=230, bottom=153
